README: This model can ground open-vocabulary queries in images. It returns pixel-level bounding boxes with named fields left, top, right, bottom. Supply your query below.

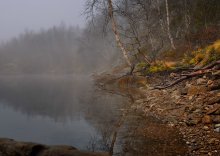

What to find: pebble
left=208, top=138, right=219, bottom=144
left=186, top=119, right=199, bottom=126
left=213, top=115, right=220, bottom=125
left=207, top=80, right=214, bottom=86
left=194, top=109, right=202, bottom=113
left=191, top=139, right=196, bottom=143
left=214, top=127, right=220, bottom=133
left=203, top=126, right=209, bottom=130
left=180, top=88, right=188, bottom=95
left=214, top=124, right=220, bottom=128
left=189, top=96, right=193, bottom=100
left=186, top=141, right=190, bottom=145
left=196, top=78, right=207, bottom=85
left=202, top=115, right=212, bottom=124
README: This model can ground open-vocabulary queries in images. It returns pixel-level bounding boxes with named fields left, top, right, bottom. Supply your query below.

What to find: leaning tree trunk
left=165, top=0, right=176, bottom=50
left=107, top=0, right=132, bottom=67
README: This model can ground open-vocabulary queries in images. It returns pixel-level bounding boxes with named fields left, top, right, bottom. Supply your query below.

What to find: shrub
left=148, top=61, right=172, bottom=73
left=136, top=62, right=149, bottom=70
left=183, top=40, right=220, bottom=67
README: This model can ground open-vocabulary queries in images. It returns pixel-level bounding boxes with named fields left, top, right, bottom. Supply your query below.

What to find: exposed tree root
left=201, top=60, right=220, bottom=70
left=154, top=76, right=188, bottom=89
left=154, top=60, right=220, bottom=89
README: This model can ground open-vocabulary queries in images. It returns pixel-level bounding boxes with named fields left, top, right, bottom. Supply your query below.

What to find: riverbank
left=94, top=68, right=220, bottom=156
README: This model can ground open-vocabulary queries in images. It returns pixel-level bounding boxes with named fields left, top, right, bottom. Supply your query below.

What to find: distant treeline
left=0, top=24, right=119, bottom=74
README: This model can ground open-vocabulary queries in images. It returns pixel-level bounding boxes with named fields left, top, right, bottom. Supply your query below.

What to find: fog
left=0, top=1, right=121, bottom=74
left=0, top=0, right=86, bottom=42
left=0, top=1, right=123, bottom=147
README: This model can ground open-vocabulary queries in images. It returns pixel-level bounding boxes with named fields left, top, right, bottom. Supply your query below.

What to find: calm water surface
left=0, top=75, right=126, bottom=150
left=0, top=75, right=187, bottom=155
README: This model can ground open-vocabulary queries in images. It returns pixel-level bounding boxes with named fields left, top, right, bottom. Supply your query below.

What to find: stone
left=214, top=127, right=220, bottom=133
left=188, top=96, right=194, bottom=100
left=203, top=126, right=209, bottom=130
left=171, top=90, right=181, bottom=100
left=206, top=106, right=220, bottom=115
left=194, top=109, right=202, bottom=113
left=205, top=107, right=209, bottom=110
left=212, top=115, right=220, bottom=124
left=185, top=81, right=192, bottom=88
left=188, top=85, right=207, bottom=96
left=207, top=80, right=214, bottom=86
left=186, top=141, right=190, bottom=145
left=196, top=78, right=207, bottom=85
left=186, top=118, right=200, bottom=126
left=212, top=116, right=220, bottom=123
left=170, top=72, right=179, bottom=78
left=180, top=88, right=188, bottom=95
left=208, top=138, right=219, bottom=144
left=213, top=109, right=220, bottom=115
left=202, top=115, right=212, bottom=124
left=214, top=124, right=220, bottom=128
left=212, top=70, right=220, bottom=76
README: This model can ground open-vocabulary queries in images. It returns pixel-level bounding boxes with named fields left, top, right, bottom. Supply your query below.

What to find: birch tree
left=86, top=0, right=132, bottom=67
left=107, top=0, right=132, bottom=66
left=165, top=0, right=176, bottom=49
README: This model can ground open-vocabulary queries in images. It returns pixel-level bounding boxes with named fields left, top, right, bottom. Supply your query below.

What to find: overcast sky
left=0, top=0, right=86, bottom=42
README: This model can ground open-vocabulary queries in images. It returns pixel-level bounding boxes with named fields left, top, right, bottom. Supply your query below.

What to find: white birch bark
left=165, top=0, right=176, bottom=49
left=107, top=0, right=132, bottom=66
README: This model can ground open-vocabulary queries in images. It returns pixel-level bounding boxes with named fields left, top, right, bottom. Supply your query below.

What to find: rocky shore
left=135, top=75, right=220, bottom=156
left=94, top=70, right=220, bottom=156
left=0, top=138, right=109, bottom=156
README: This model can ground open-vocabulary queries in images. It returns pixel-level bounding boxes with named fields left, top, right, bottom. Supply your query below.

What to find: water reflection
left=115, top=113, right=188, bottom=156
left=0, top=75, right=126, bottom=150
left=0, top=75, right=91, bottom=120
left=0, top=75, right=187, bottom=155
